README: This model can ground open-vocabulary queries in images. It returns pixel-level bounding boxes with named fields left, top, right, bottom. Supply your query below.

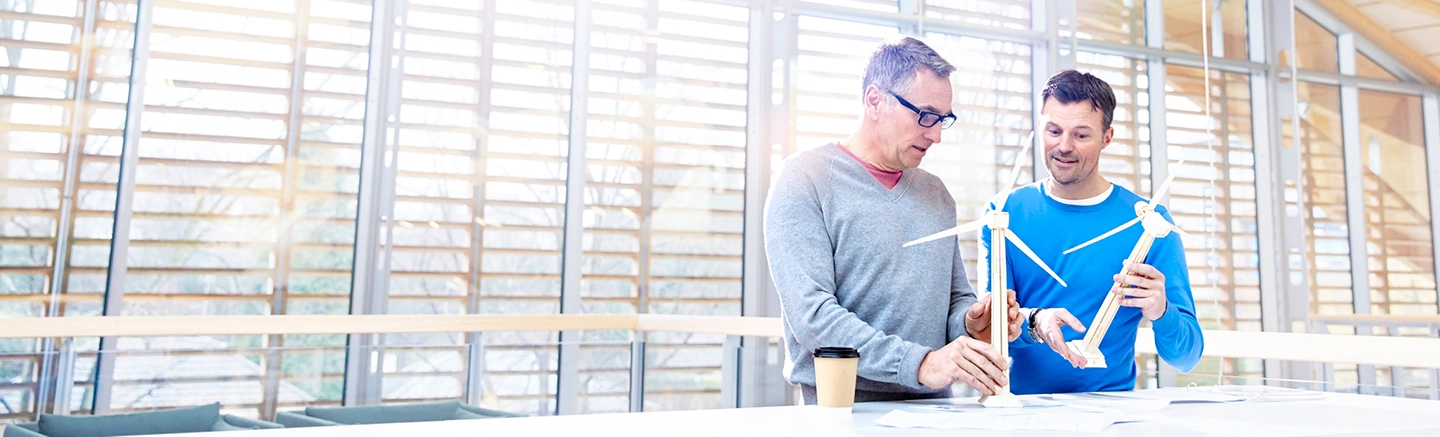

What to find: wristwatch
left=1027, top=308, right=1044, bottom=343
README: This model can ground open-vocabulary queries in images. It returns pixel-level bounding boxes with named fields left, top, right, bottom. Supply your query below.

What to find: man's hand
left=1033, top=308, right=1088, bottom=368
left=917, top=336, right=1008, bottom=395
left=1114, top=261, right=1168, bottom=321
left=965, top=290, right=1021, bottom=343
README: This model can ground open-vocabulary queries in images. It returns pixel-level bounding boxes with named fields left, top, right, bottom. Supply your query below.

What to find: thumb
left=1060, top=312, right=1087, bottom=333
left=968, top=297, right=988, bottom=317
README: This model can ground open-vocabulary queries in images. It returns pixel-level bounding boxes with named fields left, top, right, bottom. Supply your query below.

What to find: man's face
left=871, top=69, right=952, bottom=171
left=1039, top=96, right=1113, bottom=186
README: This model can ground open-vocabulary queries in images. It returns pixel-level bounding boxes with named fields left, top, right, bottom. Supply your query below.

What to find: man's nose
left=923, top=123, right=943, bottom=144
left=1053, top=133, right=1074, bottom=152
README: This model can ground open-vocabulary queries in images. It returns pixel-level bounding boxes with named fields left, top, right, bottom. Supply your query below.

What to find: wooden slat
left=634, top=314, right=781, bottom=338
left=1310, top=313, right=1440, bottom=324
left=0, top=314, right=637, bottom=338
left=0, top=315, right=788, bottom=338
left=1136, top=328, right=1440, bottom=368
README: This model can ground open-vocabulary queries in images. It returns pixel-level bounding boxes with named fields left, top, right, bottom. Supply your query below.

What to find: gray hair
left=861, top=37, right=955, bottom=104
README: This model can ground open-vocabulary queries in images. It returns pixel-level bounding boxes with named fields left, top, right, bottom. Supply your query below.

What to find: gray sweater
left=764, top=144, right=977, bottom=395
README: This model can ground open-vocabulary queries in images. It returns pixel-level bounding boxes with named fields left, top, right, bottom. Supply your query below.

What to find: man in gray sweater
left=765, top=37, right=1018, bottom=404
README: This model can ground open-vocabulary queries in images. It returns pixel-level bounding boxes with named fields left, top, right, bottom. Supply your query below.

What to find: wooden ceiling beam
left=1382, top=0, right=1440, bottom=18
left=1314, top=0, right=1440, bottom=85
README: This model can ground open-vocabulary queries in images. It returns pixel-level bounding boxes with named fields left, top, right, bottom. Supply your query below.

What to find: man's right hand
left=917, top=336, right=1008, bottom=395
left=1033, top=308, right=1088, bottom=368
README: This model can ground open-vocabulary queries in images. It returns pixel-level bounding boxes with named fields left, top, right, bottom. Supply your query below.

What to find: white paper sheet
left=1087, top=387, right=1247, bottom=403
left=1046, top=393, right=1171, bottom=412
left=874, top=402, right=1131, bottom=432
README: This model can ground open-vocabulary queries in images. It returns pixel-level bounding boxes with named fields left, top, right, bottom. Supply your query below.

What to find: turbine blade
left=1149, top=157, right=1188, bottom=208
left=903, top=219, right=986, bottom=247
left=1005, top=232, right=1068, bottom=287
left=995, top=132, right=1037, bottom=212
left=1168, top=222, right=1191, bottom=238
left=1062, top=215, right=1143, bottom=254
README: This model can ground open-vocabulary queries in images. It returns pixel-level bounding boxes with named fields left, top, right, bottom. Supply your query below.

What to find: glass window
left=583, top=0, right=749, bottom=412
left=377, top=0, right=574, bottom=416
left=924, top=0, right=1031, bottom=31
left=105, top=0, right=365, bottom=418
left=1163, top=0, right=1248, bottom=60
left=1163, top=65, right=1261, bottom=386
left=1357, top=90, right=1435, bottom=397
left=1294, top=11, right=1337, bottom=73
left=0, top=0, right=136, bottom=418
left=1078, top=51, right=1150, bottom=194
left=1296, top=83, right=1351, bottom=319
left=1075, top=0, right=1145, bottom=45
left=1356, top=52, right=1399, bottom=81
left=1357, top=91, right=1435, bottom=317
left=919, top=33, right=1032, bottom=288
left=1296, top=81, right=1364, bottom=391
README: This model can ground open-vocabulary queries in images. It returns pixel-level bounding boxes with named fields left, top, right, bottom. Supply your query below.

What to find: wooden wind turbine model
left=1060, top=159, right=1189, bottom=369
left=903, top=136, right=1066, bottom=408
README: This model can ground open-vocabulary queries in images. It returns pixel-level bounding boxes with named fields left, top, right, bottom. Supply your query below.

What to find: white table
left=184, top=390, right=1440, bottom=437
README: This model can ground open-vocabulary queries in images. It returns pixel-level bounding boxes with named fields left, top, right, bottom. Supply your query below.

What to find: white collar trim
left=1045, top=179, right=1113, bottom=206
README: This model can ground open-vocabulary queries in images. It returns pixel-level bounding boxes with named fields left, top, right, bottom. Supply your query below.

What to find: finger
left=1046, top=334, right=1085, bottom=368
left=961, top=344, right=1009, bottom=387
left=952, top=352, right=998, bottom=395
left=967, top=339, right=1006, bottom=370
left=1118, top=295, right=1156, bottom=307
left=1054, top=334, right=1087, bottom=367
left=1127, top=262, right=1163, bottom=280
left=954, top=370, right=990, bottom=396
left=1057, top=311, right=1087, bottom=333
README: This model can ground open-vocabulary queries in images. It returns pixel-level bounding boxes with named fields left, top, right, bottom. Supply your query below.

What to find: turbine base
left=1066, top=340, right=1108, bottom=369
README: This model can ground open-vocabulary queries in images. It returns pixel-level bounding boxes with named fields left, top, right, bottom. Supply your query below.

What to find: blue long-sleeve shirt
left=981, top=181, right=1203, bottom=394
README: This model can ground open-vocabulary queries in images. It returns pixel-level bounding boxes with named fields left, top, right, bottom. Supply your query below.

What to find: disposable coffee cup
left=813, top=347, right=860, bottom=408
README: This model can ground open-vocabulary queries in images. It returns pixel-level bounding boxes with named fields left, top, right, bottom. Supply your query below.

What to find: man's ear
left=863, top=85, right=884, bottom=120
left=1102, top=126, right=1115, bottom=150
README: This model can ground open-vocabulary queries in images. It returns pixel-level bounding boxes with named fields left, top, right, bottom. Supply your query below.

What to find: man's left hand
left=965, top=289, right=1022, bottom=342
left=1114, top=261, right=1167, bottom=321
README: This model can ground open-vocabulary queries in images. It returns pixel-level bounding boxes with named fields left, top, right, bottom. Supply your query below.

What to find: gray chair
left=3, top=403, right=281, bottom=437
left=274, top=400, right=522, bottom=427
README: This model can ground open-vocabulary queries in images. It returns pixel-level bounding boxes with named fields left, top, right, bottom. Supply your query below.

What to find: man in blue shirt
left=982, top=70, right=1204, bottom=394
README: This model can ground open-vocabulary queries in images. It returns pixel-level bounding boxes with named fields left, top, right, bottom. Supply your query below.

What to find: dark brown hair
left=1041, top=69, right=1117, bottom=130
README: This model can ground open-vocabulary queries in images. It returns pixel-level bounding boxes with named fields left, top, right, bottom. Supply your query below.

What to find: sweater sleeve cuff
left=899, top=343, right=932, bottom=390
left=1150, top=301, right=1180, bottom=333
left=1009, top=308, right=1040, bottom=348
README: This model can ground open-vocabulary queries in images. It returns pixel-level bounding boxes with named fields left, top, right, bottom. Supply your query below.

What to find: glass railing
left=0, top=322, right=792, bottom=424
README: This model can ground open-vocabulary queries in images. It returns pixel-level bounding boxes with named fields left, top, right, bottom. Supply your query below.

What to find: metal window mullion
left=1424, top=93, right=1440, bottom=321
left=639, top=0, right=657, bottom=318
left=738, top=0, right=783, bottom=409
left=261, top=0, right=311, bottom=419
left=91, top=0, right=155, bottom=415
left=1143, top=0, right=1178, bottom=388
left=465, top=0, right=498, bottom=408
left=363, top=0, right=411, bottom=406
left=1056, top=0, right=1075, bottom=71
left=39, top=0, right=100, bottom=417
left=1337, top=32, right=1377, bottom=393
left=343, top=0, right=397, bottom=407
left=1292, top=69, right=1433, bottom=96
left=627, top=0, right=660, bottom=413
left=1246, top=0, right=1286, bottom=385
left=1030, top=0, right=1054, bottom=180
left=556, top=0, right=592, bottom=416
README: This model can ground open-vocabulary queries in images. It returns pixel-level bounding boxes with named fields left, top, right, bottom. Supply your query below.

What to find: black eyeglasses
left=888, top=91, right=956, bottom=129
